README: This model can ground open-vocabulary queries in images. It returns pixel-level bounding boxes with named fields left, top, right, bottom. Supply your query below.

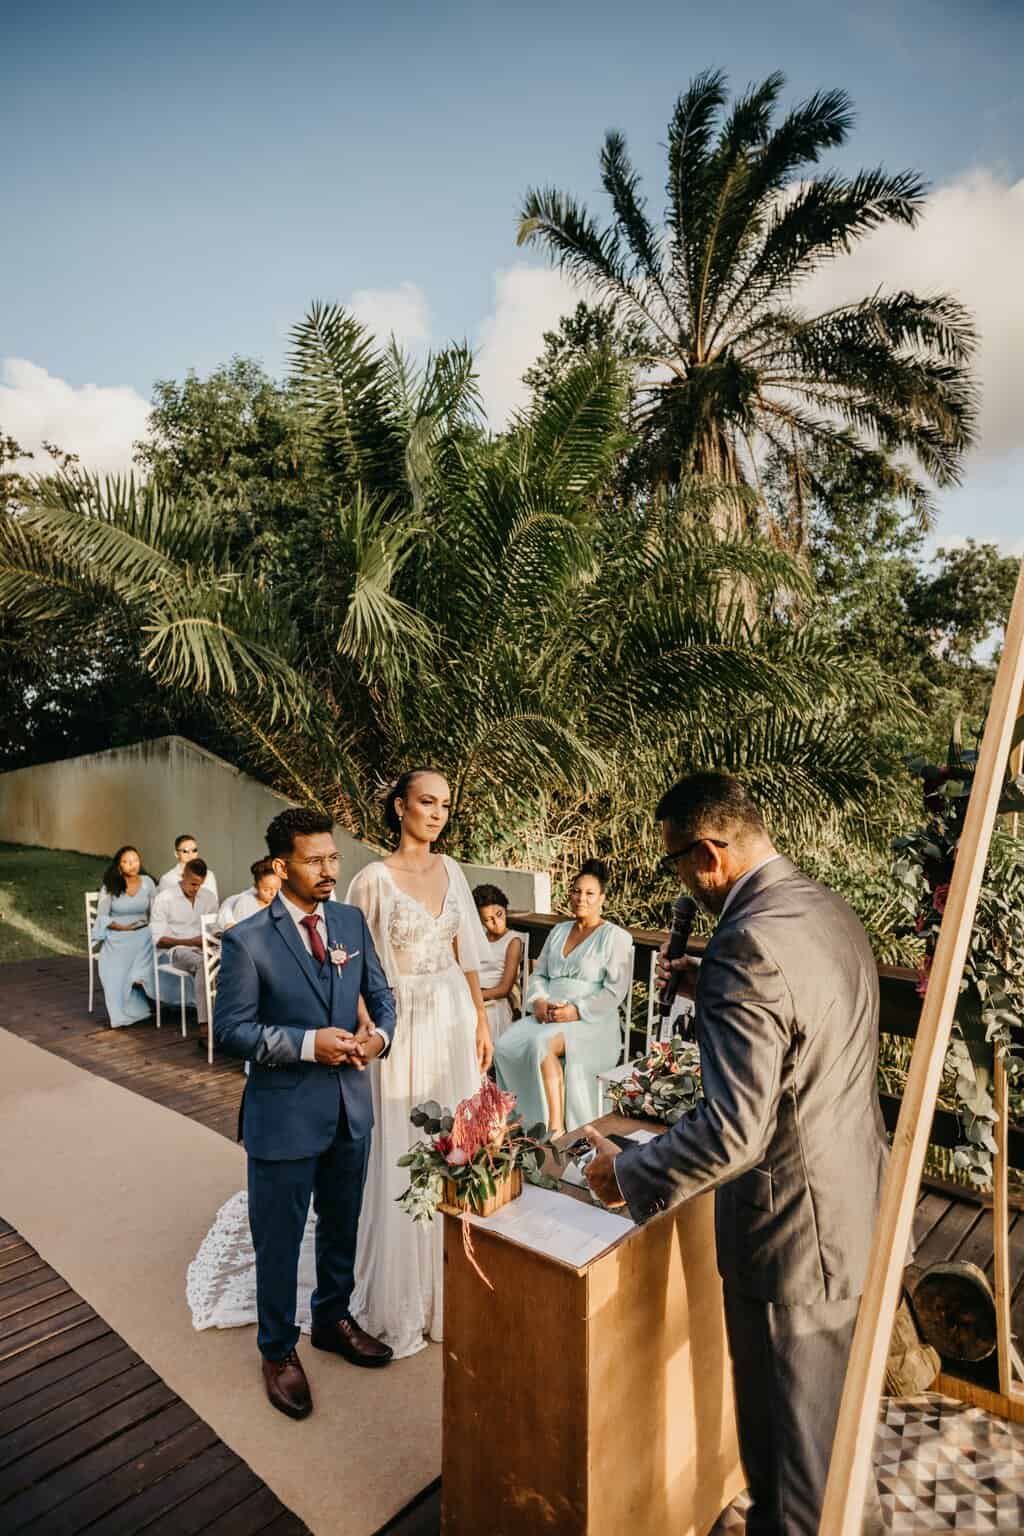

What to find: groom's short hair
left=266, top=807, right=334, bottom=859
left=655, top=772, right=766, bottom=845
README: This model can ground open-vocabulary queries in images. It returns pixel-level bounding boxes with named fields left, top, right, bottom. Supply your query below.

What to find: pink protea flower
left=916, top=953, right=932, bottom=998
left=932, top=883, right=950, bottom=915
left=450, top=1077, right=517, bottom=1159
left=446, top=1147, right=469, bottom=1167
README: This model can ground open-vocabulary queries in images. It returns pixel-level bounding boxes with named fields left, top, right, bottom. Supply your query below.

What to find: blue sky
left=2, top=0, right=1022, bottom=550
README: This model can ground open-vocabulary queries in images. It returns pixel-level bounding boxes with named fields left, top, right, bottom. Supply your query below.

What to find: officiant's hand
left=580, top=1127, right=626, bottom=1208
left=314, top=1027, right=362, bottom=1067
left=656, top=943, right=698, bottom=1002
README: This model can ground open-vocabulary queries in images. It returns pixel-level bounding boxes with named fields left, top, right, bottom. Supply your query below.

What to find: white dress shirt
left=719, top=854, right=784, bottom=919
left=151, top=882, right=219, bottom=944
left=276, top=892, right=385, bottom=1065
left=158, top=863, right=219, bottom=900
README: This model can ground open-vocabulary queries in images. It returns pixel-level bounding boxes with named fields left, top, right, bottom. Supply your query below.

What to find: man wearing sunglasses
left=158, top=834, right=219, bottom=898
left=583, top=771, right=887, bottom=1536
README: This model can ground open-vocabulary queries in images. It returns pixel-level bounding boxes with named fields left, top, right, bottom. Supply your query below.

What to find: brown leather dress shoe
left=262, top=1349, right=313, bottom=1418
left=311, top=1316, right=394, bottom=1368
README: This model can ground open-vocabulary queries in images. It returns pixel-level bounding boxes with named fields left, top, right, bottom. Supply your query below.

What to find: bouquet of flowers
left=606, top=1035, right=703, bottom=1125
left=398, top=1077, right=559, bottom=1223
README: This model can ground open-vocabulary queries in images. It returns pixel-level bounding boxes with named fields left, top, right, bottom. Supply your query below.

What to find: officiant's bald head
left=656, top=772, right=776, bottom=913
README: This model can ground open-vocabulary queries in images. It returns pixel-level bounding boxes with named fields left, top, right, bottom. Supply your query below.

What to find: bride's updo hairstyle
left=383, top=768, right=445, bottom=841
left=573, top=857, right=610, bottom=891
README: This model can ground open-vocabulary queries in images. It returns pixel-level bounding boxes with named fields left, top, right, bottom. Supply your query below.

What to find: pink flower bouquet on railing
left=397, top=1077, right=559, bottom=1223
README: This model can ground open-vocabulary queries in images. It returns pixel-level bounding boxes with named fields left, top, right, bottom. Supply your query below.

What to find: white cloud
left=0, top=358, right=150, bottom=475
left=795, top=170, right=1024, bottom=467
left=475, top=265, right=584, bottom=427
left=348, top=280, right=431, bottom=349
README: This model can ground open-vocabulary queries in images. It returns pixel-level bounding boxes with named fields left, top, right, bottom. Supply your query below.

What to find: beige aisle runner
left=0, top=1028, right=440, bottom=1536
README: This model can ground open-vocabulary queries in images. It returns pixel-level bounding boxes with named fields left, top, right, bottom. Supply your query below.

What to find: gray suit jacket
left=615, top=858, right=888, bottom=1303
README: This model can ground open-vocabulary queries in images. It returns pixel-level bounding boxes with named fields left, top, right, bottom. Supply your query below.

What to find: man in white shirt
left=157, top=834, right=219, bottom=900
left=151, top=858, right=219, bottom=1024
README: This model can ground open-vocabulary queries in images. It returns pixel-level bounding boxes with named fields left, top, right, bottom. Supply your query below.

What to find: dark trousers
left=723, top=1288, right=885, bottom=1536
left=247, top=1098, right=369, bottom=1360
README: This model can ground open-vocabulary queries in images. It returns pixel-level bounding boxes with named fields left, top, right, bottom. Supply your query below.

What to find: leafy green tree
left=517, top=69, right=978, bottom=536
left=135, top=357, right=326, bottom=569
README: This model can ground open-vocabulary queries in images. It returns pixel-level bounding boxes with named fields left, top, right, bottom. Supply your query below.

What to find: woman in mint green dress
left=494, top=860, right=634, bottom=1136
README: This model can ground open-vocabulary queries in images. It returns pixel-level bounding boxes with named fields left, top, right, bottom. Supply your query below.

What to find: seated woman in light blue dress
left=92, top=846, right=156, bottom=1027
left=494, top=860, right=633, bottom=1136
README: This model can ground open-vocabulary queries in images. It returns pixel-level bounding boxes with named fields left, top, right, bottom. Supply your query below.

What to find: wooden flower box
left=443, top=1166, right=522, bottom=1218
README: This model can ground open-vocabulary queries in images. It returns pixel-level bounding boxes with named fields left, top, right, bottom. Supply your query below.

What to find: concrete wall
left=0, top=736, right=551, bottom=911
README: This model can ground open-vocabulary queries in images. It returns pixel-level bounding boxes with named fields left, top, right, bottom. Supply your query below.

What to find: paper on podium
left=466, top=1181, right=633, bottom=1269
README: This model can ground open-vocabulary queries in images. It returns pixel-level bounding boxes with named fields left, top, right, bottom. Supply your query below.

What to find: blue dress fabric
left=92, top=876, right=156, bottom=1026
left=494, top=919, right=634, bottom=1134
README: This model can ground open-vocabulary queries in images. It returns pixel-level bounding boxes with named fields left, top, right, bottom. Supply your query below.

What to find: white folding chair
left=511, top=929, right=530, bottom=1016
left=153, top=945, right=189, bottom=1036
left=595, top=941, right=637, bottom=1113
left=85, top=891, right=100, bottom=1012
left=200, top=913, right=222, bottom=1065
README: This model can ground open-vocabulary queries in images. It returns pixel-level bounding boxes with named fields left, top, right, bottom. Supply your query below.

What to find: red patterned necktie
left=300, top=913, right=328, bottom=966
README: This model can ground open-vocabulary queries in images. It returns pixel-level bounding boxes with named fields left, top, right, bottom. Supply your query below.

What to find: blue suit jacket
left=213, top=895, right=396, bottom=1160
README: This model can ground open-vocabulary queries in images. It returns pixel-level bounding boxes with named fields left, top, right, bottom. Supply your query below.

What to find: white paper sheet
left=467, top=1181, right=633, bottom=1269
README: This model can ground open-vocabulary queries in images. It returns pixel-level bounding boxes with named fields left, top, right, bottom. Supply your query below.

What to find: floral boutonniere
left=329, top=944, right=358, bottom=976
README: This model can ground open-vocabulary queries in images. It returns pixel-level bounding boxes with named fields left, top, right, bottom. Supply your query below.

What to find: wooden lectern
left=441, top=1113, right=744, bottom=1535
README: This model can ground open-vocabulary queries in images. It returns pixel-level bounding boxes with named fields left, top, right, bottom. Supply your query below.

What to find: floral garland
left=606, top=1035, right=704, bottom=1124
left=892, top=725, right=1024, bottom=1187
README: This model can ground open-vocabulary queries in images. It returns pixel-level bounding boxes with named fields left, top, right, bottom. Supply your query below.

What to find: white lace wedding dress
left=187, top=855, right=483, bottom=1360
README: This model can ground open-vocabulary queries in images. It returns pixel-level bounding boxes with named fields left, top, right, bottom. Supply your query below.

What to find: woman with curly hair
left=92, top=845, right=156, bottom=1026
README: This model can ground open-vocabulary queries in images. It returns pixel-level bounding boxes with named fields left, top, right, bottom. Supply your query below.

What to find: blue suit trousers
left=247, top=1088, right=368, bottom=1360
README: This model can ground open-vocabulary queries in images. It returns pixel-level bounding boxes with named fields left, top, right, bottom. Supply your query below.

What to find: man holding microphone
left=583, top=772, right=887, bottom=1536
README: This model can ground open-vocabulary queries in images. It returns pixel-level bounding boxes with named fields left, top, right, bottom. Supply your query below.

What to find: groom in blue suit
left=214, top=807, right=396, bottom=1420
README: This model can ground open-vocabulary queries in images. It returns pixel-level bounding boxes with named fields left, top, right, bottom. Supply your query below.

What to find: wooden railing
left=509, top=911, right=1024, bottom=1173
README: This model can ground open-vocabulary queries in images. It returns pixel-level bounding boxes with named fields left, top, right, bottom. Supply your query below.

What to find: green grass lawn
left=0, top=842, right=110, bottom=963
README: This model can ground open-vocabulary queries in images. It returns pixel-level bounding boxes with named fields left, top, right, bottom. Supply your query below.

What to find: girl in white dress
left=346, top=769, right=493, bottom=1359
left=472, top=883, right=525, bottom=1043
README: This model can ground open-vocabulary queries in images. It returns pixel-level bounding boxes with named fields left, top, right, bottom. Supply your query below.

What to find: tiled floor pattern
left=712, top=1394, right=1024, bottom=1532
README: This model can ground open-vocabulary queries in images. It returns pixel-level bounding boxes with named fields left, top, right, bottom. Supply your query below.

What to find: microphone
left=658, top=894, right=698, bottom=1020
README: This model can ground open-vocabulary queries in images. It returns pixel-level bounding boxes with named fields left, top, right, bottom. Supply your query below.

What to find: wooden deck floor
left=0, top=1217, right=311, bottom=1536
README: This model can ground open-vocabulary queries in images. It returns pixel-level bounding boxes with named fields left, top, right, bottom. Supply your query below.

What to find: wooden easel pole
left=819, top=559, right=1024, bottom=1536
left=994, top=693, right=1024, bottom=1396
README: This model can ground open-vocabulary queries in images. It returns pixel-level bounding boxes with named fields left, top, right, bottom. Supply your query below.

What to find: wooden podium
left=440, top=1114, right=744, bottom=1535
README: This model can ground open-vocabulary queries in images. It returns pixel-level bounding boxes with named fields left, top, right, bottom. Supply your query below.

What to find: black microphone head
left=670, top=894, right=697, bottom=929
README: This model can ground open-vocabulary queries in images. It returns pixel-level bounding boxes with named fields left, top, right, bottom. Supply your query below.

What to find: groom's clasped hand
left=312, top=1025, right=386, bottom=1070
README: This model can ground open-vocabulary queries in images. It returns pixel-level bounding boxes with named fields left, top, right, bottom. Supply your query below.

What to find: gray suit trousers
left=723, top=1290, right=885, bottom=1536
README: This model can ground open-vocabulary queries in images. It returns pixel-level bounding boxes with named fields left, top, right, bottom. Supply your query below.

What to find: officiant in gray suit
left=583, top=772, right=888, bottom=1536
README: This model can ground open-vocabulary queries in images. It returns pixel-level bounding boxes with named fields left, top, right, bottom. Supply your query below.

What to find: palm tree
left=0, top=304, right=914, bottom=918
left=517, top=69, right=978, bottom=538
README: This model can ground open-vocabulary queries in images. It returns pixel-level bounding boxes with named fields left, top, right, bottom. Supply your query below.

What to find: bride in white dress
left=187, top=769, right=492, bottom=1360
left=345, top=769, right=492, bottom=1357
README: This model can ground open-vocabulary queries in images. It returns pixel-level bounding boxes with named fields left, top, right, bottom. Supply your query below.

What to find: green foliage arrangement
left=607, top=1036, right=704, bottom=1125
left=892, top=724, right=1024, bottom=1186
